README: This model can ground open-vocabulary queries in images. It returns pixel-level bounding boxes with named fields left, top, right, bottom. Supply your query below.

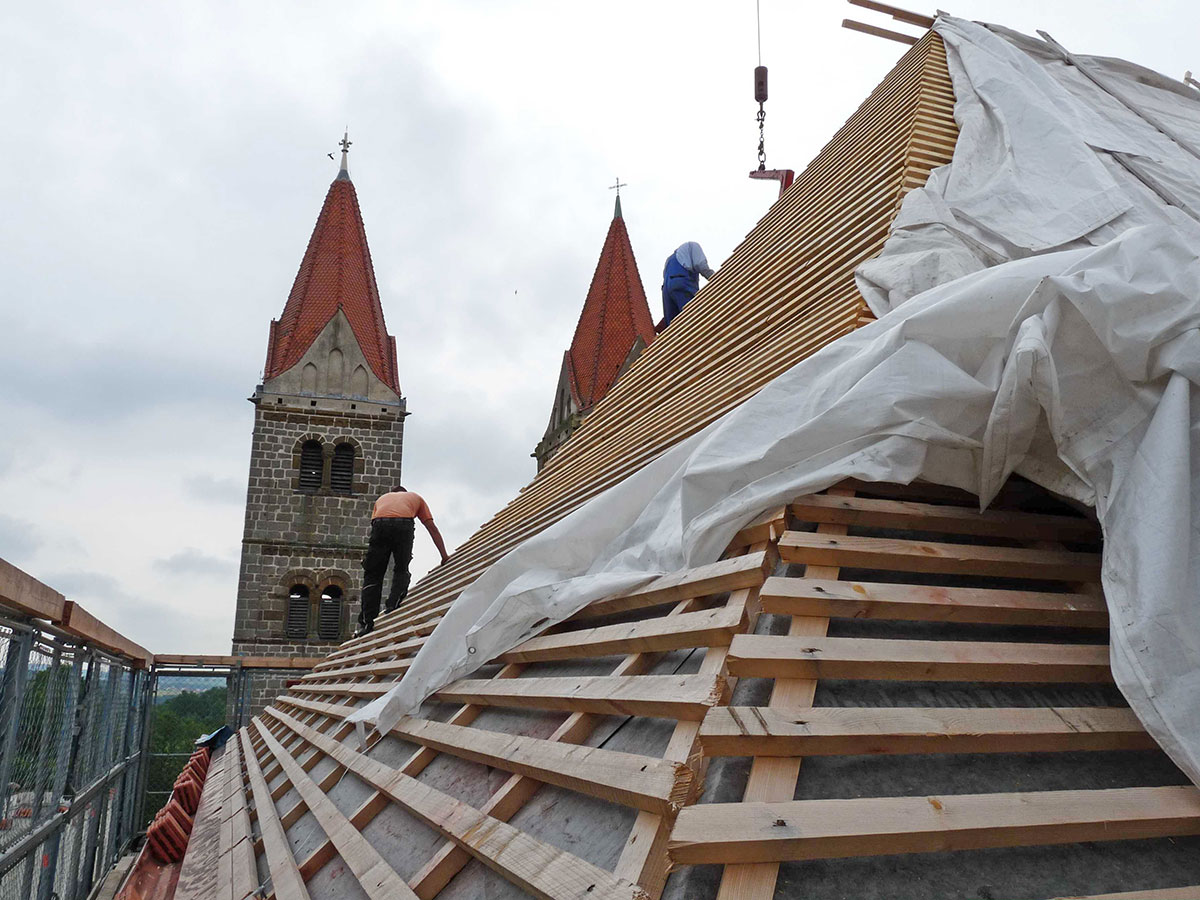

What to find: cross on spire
left=609, top=177, right=628, bottom=219
left=336, top=129, right=352, bottom=180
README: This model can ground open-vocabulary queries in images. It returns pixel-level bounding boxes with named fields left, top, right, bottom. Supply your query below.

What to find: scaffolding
left=0, top=560, right=321, bottom=899
left=0, top=608, right=148, bottom=900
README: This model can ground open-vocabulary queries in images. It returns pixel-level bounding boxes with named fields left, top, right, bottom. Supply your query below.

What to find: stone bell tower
left=231, top=135, right=406, bottom=707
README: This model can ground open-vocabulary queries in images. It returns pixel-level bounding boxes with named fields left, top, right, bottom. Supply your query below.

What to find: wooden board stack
left=175, top=30, right=1200, bottom=900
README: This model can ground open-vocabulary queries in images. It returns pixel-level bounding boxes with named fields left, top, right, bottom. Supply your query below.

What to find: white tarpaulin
left=349, top=18, right=1200, bottom=787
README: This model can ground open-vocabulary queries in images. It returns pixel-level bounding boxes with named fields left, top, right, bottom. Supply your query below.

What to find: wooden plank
left=847, top=0, right=936, bottom=29
left=779, top=531, right=1101, bottom=581
left=1060, top=888, right=1200, bottom=899
left=312, top=636, right=425, bottom=673
left=59, top=600, right=153, bottom=667
left=292, top=681, right=398, bottom=698
left=0, top=558, right=66, bottom=622
left=843, top=18, right=920, bottom=45
left=728, top=507, right=788, bottom=549
left=411, top=652, right=655, bottom=899
left=299, top=657, right=412, bottom=682
left=239, top=728, right=310, bottom=900
left=499, top=604, right=744, bottom=663
left=612, top=540, right=775, bottom=899
left=253, top=721, right=418, bottom=899
left=174, top=748, right=232, bottom=900
left=219, top=735, right=258, bottom=900
left=155, top=654, right=323, bottom=669
left=699, top=706, right=1152, bottom=756
left=285, top=664, right=534, bottom=889
left=266, top=707, right=650, bottom=900
left=669, top=786, right=1200, bottom=865
left=571, top=552, right=770, bottom=620
left=377, top=713, right=693, bottom=814
left=716, top=494, right=850, bottom=900
left=432, top=673, right=725, bottom=720
left=789, top=493, right=1098, bottom=541
left=726, top=634, right=1113, bottom=682
left=837, top=477, right=979, bottom=506
left=760, top=577, right=1108, bottom=628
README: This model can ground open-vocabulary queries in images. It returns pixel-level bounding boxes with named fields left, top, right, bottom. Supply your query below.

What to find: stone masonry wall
left=233, top=400, right=404, bottom=714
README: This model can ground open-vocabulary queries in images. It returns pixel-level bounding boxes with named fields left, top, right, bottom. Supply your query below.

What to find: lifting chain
left=756, top=104, right=767, bottom=171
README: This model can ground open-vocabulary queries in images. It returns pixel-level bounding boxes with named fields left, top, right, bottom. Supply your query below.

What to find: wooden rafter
left=176, top=31, right=1200, bottom=900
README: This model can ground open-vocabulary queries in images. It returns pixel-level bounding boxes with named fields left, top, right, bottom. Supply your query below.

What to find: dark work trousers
left=359, top=517, right=415, bottom=629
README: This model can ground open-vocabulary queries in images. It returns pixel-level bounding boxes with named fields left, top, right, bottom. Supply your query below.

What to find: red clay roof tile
left=264, top=173, right=400, bottom=393
left=566, top=210, right=655, bottom=410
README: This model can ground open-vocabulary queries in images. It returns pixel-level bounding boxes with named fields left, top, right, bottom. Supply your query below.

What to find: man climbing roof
left=661, top=241, right=715, bottom=328
left=356, top=485, right=450, bottom=636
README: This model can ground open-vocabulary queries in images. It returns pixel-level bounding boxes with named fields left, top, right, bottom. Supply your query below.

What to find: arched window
left=318, top=586, right=343, bottom=640
left=285, top=586, right=310, bottom=638
left=299, top=440, right=323, bottom=492
left=330, top=443, right=355, bottom=494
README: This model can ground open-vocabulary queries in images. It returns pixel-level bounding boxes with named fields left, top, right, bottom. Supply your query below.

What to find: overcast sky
left=3, top=0, right=1198, bottom=654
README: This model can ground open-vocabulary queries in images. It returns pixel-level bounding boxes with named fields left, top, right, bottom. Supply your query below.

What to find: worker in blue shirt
left=661, top=241, right=715, bottom=328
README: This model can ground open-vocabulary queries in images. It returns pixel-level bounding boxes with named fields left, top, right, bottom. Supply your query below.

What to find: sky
left=3, top=0, right=1199, bottom=654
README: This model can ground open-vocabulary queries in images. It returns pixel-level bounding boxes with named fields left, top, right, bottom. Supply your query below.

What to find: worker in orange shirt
left=356, top=485, right=450, bottom=636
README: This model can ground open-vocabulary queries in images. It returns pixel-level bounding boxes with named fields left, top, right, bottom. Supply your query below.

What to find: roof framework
left=176, top=31, right=1200, bottom=900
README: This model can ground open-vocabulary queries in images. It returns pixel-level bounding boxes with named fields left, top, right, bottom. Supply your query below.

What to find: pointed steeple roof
left=263, top=151, right=400, bottom=394
left=565, top=198, right=655, bottom=410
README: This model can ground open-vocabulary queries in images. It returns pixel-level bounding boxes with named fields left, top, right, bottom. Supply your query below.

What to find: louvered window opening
left=331, top=443, right=355, bottom=494
left=285, top=588, right=309, bottom=638
left=299, top=440, right=323, bottom=492
left=318, top=589, right=342, bottom=640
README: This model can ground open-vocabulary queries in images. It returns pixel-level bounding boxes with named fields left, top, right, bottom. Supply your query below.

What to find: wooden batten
left=571, top=552, right=771, bottom=620
left=433, top=673, right=726, bottom=720
left=699, top=706, right=1152, bottom=757
left=240, top=728, right=310, bottom=900
left=788, top=493, right=1099, bottom=541
left=759, top=577, right=1109, bottom=628
left=725, top=635, right=1113, bottom=683
left=778, top=532, right=1102, bottom=581
left=500, top=604, right=745, bottom=663
left=669, top=786, right=1200, bottom=865
left=265, top=707, right=651, bottom=900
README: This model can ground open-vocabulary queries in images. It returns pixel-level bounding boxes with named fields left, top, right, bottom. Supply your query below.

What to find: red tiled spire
left=263, top=161, right=400, bottom=394
left=566, top=199, right=655, bottom=410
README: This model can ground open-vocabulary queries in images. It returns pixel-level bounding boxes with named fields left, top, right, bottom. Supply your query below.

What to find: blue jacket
left=662, top=253, right=699, bottom=326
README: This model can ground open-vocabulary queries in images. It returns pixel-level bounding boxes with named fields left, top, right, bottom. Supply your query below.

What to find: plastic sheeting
left=350, top=18, right=1200, bottom=788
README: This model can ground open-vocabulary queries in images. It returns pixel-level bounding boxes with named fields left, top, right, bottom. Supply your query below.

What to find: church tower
left=533, top=192, right=655, bottom=469
left=232, top=137, right=405, bottom=706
